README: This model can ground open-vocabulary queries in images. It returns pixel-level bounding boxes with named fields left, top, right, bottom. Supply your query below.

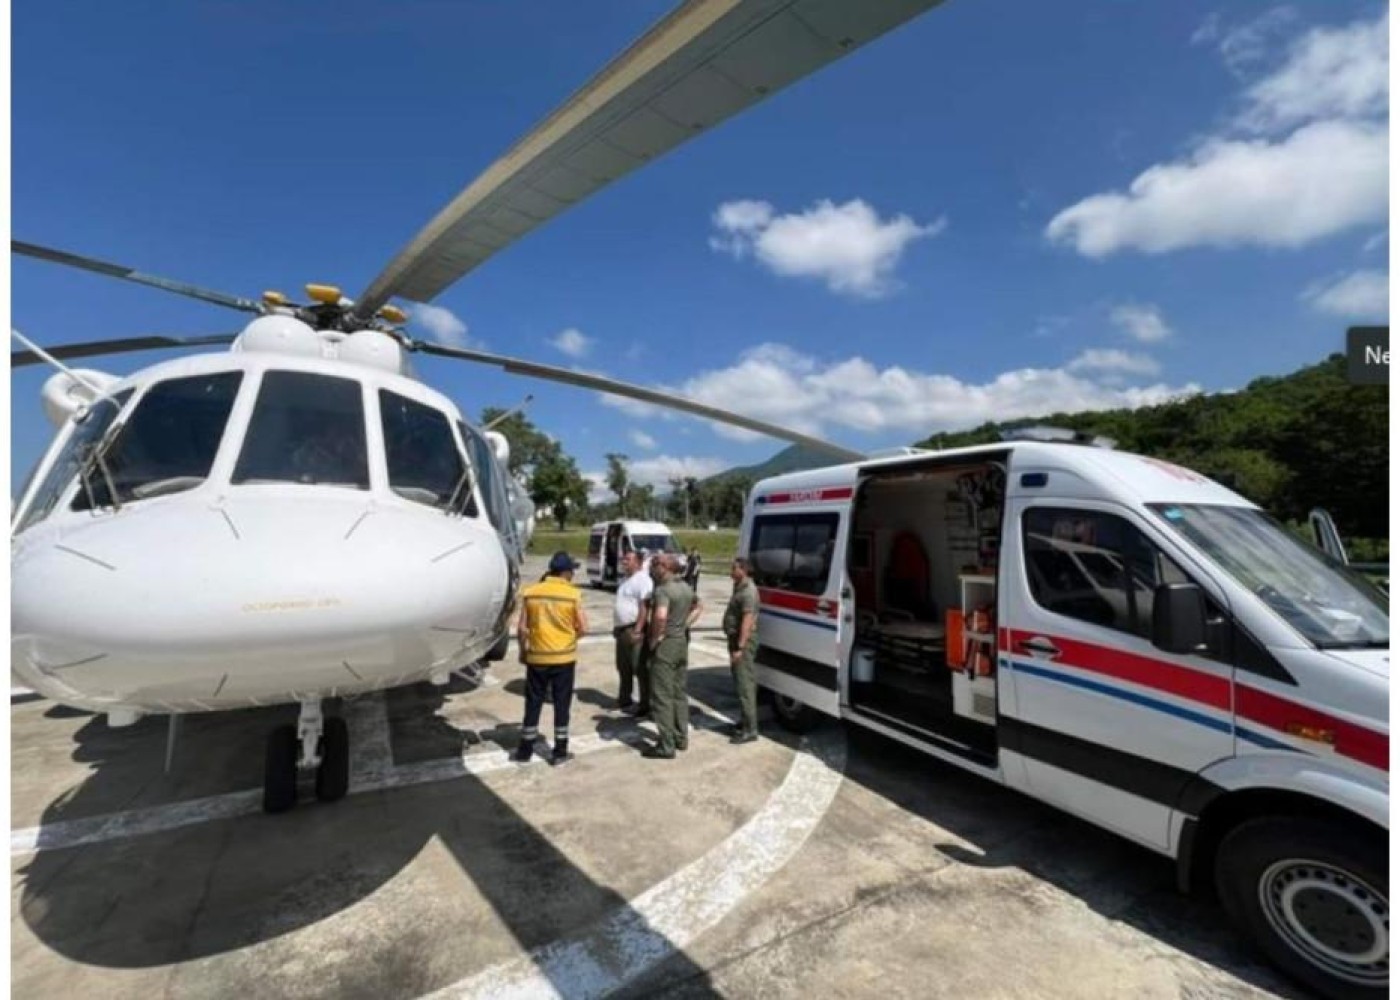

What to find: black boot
left=514, top=738, right=534, bottom=763
left=550, top=737, right=573, bottom=767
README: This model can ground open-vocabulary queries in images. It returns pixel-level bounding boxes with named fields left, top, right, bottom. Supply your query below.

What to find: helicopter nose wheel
left=262, top=699, right=351, bottom=813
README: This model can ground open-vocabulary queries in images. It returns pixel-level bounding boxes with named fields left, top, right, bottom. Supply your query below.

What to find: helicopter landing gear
left=261, top=699, right=350, bottom=813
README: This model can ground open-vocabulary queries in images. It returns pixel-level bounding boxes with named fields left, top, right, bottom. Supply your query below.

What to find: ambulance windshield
left=1151, top=504, right=1387, bottom=649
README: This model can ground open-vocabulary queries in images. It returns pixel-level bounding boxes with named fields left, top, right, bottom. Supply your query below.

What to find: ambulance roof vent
left=1000, top=426, right=1117, bottom=449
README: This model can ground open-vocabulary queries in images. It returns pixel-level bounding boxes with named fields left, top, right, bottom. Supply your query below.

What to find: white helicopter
left=11, top=0, right=926, bottom=812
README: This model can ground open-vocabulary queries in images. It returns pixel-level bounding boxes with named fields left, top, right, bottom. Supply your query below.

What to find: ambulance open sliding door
left=1001, top=498, right=1233, bottom=850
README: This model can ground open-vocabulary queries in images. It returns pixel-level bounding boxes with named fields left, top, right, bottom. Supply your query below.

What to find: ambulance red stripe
left=758, top=486, right=853, bottom=506
left=1236, top=683, right=1388, bottom=772
left=1004, top=627, right=1387, bottom=771
left=757, top=587, right=837, bottom=618
left=1005, top=628, right=1230, bottom=709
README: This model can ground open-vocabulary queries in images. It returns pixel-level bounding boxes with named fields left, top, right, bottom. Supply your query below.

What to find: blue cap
left=549, top=550, right=580, bottom=573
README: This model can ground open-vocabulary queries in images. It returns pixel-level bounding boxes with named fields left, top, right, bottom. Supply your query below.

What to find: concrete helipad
left=11, top=557, right=1304, bottom=999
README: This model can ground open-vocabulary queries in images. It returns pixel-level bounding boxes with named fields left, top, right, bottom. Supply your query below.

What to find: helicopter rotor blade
left=354, top=0, right=943, bottom=317
left=12, top=240, right=263, bottom=314
left=413, top=340, right=862, bottom=462
left=10, top=333, right=240, bottom=368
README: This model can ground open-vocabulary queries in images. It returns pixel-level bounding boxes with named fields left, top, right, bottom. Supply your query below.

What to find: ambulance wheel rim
left=774, top=694, right=802, bottom=718
left=1259, top=858, right=1389, bottom=984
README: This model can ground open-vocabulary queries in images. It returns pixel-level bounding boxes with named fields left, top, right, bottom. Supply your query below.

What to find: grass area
left=530, top=528, right=742, bottom=570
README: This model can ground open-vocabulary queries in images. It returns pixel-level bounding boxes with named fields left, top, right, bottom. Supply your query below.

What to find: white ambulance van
left=739, top=436, right=1388, bottom=999
left=586, top=519, right=680, bottom=588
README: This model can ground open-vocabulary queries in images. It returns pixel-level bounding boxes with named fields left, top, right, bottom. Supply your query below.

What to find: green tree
left=606, top=452, right=630, bottom=514
left=530, top=445, right=590, bottom=531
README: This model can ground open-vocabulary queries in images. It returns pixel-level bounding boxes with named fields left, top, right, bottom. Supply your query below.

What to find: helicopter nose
left=10, top=493, right=507, bottom=711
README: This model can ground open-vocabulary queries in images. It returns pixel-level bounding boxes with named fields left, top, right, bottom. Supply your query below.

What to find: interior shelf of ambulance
left=847, top=460, right=1006, bottom=762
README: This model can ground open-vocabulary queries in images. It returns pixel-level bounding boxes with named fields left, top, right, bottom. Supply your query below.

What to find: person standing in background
left=612, top=549, right=652, bottom=712
left=642, top=554, right=703, bottom=759
left=723, top=557, right=760, bottom=744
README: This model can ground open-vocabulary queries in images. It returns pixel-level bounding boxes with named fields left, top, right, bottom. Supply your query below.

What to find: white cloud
left=549, top=327, right=593, bottom=359
left=710, top=198, right=945, bottom=298
left=581, top=470, right=611, bottom=506
left=1302, top=269, right=1390, bottom=318
left=607, top=342, right=1198, bottom=442
left=1049, top=10, right=1388, bottom=258
left=627, top=455, right=728, bottom=489
left=1192, top=7, right=1299, bottom=77
left=1362, top=230, right=1388, bottom=254
left=629, top=429, right=658, bottom=450
left=1067, top=349, right=1162, bottom=377
left=1238, top=11, right=1389, bottom=133
left=412, top=303, right=471, bottom=349
left=1046, top=120, right=1387, bottom=257
left=1109, top=303, right=1173, bottom=343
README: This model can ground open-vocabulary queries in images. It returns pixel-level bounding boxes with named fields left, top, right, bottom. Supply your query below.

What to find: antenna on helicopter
left=483, top=394, right=534, bottom=432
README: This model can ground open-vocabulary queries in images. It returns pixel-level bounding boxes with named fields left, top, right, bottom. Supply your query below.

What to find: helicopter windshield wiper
left=443, top=467, right=473, bottom=515
left=76, top=423, right=125, bottom=511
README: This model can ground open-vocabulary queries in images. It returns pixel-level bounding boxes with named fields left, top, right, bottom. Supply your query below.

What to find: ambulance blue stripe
left=1005, top=658, right=1232, bottom=734
left=1236, top=727, right=1299, bottom=752
left=759, top=608, right=838, bottom=632
left=1005, top=658, right=1300, bottom=753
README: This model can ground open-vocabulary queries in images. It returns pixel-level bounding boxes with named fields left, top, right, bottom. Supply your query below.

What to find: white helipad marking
left=430, top=730, right=847, bottom=1000
left=10, top=734, right=614, bottom=857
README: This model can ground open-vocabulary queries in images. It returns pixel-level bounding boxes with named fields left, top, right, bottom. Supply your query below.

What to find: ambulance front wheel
left=1215, top=816, right=1387, bottom=1000
left=766, top=689, right=823, bottom=734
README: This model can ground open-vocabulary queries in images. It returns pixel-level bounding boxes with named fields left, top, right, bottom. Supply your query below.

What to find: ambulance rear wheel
left=767, top=690, right=823, bottom=734
left=1215, top=816, right=1388, bottom=1000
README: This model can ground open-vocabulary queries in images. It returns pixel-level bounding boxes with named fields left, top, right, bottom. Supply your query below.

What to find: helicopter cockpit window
left=71, top=373, right=242, bottom=511
left=14, top=389, right=134, bottom=533
left=233, top=371, right=369, bottom=489
left=460, top=420, right=515, bottom=543
left=379, top=390, right=476, bottom=513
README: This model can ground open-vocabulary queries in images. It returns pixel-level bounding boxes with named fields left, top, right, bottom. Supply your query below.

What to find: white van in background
left=739, top=436, right=1388, bottom=1000
left=586, top=520, right=680, bottom=588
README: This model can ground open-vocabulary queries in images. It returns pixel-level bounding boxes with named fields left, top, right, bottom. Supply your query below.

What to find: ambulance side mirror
left=1152, top=583, right=1208, bottom=655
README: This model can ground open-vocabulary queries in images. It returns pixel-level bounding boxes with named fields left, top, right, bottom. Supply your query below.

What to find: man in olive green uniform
left=723, top=557, right=761, bottom=744
left=643, top=554, right=703, bottom=759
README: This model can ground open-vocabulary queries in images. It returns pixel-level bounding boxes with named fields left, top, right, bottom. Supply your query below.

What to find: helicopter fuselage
left=11, top=322, right=522, bottom=716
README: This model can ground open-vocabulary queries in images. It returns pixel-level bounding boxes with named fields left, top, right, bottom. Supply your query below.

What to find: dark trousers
left=614, top=626, right=641, bottom=705
left=635, top=638, right=654, bottom=713
left=521, top=663, right=575, bottom=742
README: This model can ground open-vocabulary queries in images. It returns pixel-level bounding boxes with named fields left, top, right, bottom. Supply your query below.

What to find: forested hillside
left=914, top=353, right=1387, bottom=542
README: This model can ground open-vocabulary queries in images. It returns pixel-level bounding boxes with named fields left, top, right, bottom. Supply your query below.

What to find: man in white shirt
left=613, top=549, right=653, bottom=713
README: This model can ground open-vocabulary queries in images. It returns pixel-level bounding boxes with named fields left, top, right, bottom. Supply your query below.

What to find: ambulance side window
left=749, top=513, right=839, bottom=595
left=1023, top=508, right=1189, bottom=640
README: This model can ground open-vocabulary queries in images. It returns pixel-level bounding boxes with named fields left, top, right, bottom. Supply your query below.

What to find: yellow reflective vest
left=519, top=577, right=583, bottom=667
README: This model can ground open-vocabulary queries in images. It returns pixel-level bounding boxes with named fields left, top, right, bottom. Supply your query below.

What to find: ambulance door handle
left=1018, top=637, right=1060, bottom=659
left=816, top=599, right=834, bottom=615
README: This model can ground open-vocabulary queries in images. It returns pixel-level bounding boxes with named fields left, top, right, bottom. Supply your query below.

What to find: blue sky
left=10, top=0, right=1389, bottom=499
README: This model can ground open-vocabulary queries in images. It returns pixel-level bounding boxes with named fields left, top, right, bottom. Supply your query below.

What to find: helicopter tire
left=263, top=724, right=299, bottom=814
left=315, top=717, right=350, bottom=803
